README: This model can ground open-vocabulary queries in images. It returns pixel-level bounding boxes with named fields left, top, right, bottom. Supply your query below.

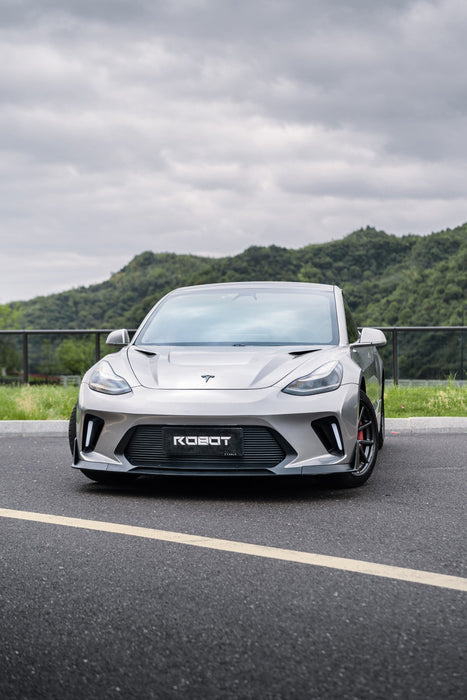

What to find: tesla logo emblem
left=201, top=374, right=215, bottom=383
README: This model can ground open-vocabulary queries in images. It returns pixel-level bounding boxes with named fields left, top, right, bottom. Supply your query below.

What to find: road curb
left=385, top=417, right=466, bottom=434
left=0, top=420, right=68, bottom=435
left=0, top=418, right=465, bottom=436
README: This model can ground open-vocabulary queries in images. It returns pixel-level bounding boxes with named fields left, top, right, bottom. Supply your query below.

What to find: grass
left=384, top=383, right=466, bottom=418
left=0, top=383, right=465, bottom=420
left=0, top=385, right=79, bottom=420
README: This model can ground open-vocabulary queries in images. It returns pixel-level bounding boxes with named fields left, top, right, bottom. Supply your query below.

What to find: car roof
left=167, top=281, right=337, bottom=294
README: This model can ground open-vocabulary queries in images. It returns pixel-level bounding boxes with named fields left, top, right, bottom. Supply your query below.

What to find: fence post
left=392, top=330, right=399, bottom=386
left=95, top=332, right=101, bottom=363
left=22, top=332, right=29, bottom=384
left=460, top=327, right=465, bottom=380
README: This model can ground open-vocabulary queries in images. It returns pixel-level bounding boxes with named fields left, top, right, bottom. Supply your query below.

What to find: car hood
left=126, top=345, right=326, bottom=390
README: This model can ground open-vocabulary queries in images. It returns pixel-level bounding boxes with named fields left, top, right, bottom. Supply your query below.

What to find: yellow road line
left=1, top=507, right=466, bottom=592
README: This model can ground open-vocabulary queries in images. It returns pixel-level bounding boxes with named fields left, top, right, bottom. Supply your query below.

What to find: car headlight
left=283, top=361, right=343, bottom=396
left=89, top=361, right=132, bottom=395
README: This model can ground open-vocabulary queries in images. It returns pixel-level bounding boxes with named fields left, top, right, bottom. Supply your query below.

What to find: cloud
left=0, top=250, right=129, bottom=303
left=0, top=0, right=466, bottom=302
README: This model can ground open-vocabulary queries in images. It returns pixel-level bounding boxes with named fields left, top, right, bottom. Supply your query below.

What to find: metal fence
left=0, top=329, right=123, bottom=385
left=378, top=326, right=465, bottom=385
left=0, top=326, right=465, bottom=385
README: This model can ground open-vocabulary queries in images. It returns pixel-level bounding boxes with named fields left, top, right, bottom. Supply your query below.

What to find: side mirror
left=106, top=329, right=130, bottom=347
left=353, top=328, right=387, bottom=347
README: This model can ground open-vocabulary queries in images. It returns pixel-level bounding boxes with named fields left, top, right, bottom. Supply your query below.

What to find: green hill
left=1, top=224, right=466, bottom=331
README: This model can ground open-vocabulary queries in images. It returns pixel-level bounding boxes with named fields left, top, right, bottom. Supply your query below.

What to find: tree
left=57, top=338, right=95, bottom=376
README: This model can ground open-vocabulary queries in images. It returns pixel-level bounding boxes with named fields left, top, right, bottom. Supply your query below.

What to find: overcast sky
left=1, top=0, right=466, bottom=303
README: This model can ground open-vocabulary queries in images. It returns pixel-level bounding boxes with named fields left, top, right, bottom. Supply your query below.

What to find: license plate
left=163, top=428, right=244, bottom=457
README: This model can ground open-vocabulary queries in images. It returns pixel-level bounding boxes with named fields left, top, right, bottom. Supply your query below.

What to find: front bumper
left=72, top=382, right=360, bottom=477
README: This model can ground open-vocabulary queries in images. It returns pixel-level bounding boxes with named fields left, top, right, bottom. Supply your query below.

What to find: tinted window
left=136, top=288, right=339, bottom=346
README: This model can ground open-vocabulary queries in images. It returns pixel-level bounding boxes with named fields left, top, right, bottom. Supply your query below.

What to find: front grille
left=122, top=425, right=289, bottom=471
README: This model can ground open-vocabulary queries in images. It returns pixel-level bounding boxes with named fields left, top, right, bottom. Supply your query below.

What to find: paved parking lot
left=0, top=431, right=466, bottom=699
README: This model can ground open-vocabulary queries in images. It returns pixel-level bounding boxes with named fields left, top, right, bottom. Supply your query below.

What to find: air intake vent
left=311, top=417, right=344, bottom=456
left=82, top=415, right=104, bottom=453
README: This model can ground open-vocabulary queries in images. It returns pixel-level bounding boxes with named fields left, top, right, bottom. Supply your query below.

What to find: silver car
left=69, top=282, right=386, bottom=487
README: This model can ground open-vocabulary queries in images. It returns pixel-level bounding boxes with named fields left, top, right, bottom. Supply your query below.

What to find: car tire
left=68, top=402, right=77, bottom=454
left=337, top=390, right=379, bottom=488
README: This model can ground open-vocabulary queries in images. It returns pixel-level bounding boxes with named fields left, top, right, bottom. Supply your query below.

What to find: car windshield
left=135, top=288, right=339, bottom=346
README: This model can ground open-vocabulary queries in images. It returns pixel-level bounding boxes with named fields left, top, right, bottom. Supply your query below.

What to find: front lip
left=74, top=382, right=359, bottom=475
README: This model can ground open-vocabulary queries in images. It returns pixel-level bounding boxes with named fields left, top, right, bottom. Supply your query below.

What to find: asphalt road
left=0, top=432, right=466, bottom=700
